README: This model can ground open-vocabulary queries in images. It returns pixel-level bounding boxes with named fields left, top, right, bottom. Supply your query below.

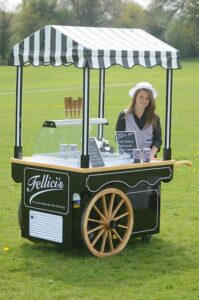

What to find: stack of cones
left=64, top=97, right=82, bottom=118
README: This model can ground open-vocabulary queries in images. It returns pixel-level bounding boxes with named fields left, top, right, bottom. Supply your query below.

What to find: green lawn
left=0, top=60, right=199, bottom=300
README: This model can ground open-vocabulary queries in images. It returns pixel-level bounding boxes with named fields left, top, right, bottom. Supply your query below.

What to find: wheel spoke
left=102, top=195, right=108, bottom=218
left=87, top=224, right=104, bottom=235
left=88, top=218, right=104, bottom=224
left=93, top=204, right=106, bottom=220
left=117, top=224, right=129, bottom=229
left=108, top=230, right=113, bottom=251
left=111, top=228, right=123, bottom=242
left=114, top=211, right=130, bottom=221
left=91, top=228, right=105, bottom=246
left=108, top=193, right=115, bottom=217
left=100, top=230, right=108, bottom=253
left=111, top=199, right=124, bottom=218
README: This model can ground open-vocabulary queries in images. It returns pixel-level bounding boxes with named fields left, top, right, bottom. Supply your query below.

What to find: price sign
left=115, top=131, right=137, bottom=155
left=88, top=138, right=105, bottom=167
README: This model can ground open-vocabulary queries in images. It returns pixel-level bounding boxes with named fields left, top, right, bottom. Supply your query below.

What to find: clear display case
left=32, top=118, right=131, bottom=167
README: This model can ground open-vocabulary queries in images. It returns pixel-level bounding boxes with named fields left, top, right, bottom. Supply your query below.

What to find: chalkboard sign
left=88, top=138, right=105, bottom=167
left=115, top=131, right=137, bottom=155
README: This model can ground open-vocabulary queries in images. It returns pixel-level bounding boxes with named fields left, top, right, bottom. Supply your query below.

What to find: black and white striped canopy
left=8, top=25, right=181, bottom=69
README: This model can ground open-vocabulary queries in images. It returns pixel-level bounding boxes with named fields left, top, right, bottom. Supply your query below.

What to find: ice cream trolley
left=9, top=26, right=191, bottom=257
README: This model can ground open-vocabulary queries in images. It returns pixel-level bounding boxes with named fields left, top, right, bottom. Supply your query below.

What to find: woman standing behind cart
left=116, top=82, right=162, bottom=158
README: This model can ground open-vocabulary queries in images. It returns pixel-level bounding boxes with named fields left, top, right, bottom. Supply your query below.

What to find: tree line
left=0, top=0, right=199, bottom=61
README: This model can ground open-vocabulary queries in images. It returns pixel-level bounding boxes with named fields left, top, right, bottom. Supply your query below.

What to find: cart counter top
left=11, top=157, right=176, bottom=174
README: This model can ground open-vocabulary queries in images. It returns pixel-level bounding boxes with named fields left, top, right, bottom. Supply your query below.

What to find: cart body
left=12, top=157, right=174, bottom=250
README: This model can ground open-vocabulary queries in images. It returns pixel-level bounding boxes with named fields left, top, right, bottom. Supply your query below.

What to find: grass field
left=0, top=60, right=199, bottom=300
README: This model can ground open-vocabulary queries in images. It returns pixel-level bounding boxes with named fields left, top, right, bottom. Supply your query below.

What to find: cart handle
left=174, top=160, right=192, bottom=167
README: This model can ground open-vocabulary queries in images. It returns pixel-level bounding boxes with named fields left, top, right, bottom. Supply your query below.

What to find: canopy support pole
left=14, top=66, right=23, bottom=159
left=81, top=67, right=90, bottom=168
left=164, top=69, right=173, bottom=160
left=98, top=69, right=105, bottom=140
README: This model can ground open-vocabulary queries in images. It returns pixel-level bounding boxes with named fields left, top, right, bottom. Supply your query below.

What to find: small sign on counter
left=88, top=138, right=105, bottom=167
left=115, top=131, right=137, bottom=155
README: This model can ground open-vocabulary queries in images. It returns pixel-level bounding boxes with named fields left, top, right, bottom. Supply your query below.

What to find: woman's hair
left=126, top=88, right=158, bottom=128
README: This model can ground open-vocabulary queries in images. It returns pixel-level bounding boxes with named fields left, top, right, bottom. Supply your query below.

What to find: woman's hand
left=150, top=146, right=159, bottom=159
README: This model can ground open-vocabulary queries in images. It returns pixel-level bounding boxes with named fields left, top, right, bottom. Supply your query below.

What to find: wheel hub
left=109, top=220, right=118, bottom=229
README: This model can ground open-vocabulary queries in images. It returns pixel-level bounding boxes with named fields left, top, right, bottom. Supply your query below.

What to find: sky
left=134, top=0, right=151, bottom=8
left=4, top=0, right=151, bottom=11
left=2, top=0, right=21, bottom=11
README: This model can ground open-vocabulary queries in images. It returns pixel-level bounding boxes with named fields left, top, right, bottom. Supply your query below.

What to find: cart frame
left=9, top=25, right=181, bottom=256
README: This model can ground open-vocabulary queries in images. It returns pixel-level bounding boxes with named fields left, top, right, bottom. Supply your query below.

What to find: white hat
left=128, top=82, right=157, bottom=99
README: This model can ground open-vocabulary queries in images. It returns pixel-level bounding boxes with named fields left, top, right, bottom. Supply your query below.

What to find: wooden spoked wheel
left=81, top=188, right=134, bottom=257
